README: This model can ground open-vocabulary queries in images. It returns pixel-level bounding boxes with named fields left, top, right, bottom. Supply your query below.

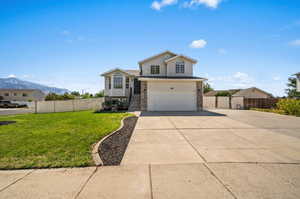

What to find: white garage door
left=148, top=81, right=197, bottom=111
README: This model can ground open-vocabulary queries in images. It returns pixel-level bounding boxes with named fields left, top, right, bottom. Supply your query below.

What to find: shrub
left=250, top=108, right=286, bottom=115
left=216, top=91, right=231, bottom=97
left=276, top=99, right=300, bottom=116
left=45, top=92, right=75, bottom=101
left=94, top=90, right=105, bottom=98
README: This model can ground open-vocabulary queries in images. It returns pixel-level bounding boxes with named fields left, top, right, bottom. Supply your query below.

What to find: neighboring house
left=204, top=89, right=241, bottom=97
left=295, top=73, right=300, bottom=92
left=101, top=50, right=206, bottom=111
left=205, top=87, right=273, bottom=98
left=0, top=89, right=45, bottom=101
left=232, top=87, right=273, bottom=98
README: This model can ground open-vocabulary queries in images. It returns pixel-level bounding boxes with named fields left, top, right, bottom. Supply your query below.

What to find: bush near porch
left=0, top=111, right=131, bottom=169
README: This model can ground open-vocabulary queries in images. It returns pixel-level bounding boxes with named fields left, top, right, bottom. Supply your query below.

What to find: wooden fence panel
left=244, top=98, right=278, bottom=109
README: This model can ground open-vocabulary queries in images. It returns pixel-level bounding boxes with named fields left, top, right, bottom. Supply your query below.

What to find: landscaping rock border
left=92, top=116, right=138, bottom=166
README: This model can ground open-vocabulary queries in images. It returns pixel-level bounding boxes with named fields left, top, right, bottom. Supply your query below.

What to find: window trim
left=126, top=77, right=129, bottom=89
left=107, top=77, right=111, bottom=89
left=175, top=61, right=185, bottom=73
left=150, top=65, right=160, bottom=74
left=113, top=75, right=123, bottom=89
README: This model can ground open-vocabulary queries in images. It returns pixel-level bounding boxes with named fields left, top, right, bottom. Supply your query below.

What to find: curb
left=91, top=115, right=135, bottom=166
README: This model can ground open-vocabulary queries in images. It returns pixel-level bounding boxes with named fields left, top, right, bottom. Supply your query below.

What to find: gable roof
left=124, top=70, right=140, bottom=76
left=164, top=54, right=197, bottom=64
left=101, top=68, right=138, bottom=76
left=138, top=50, right=177, bottom=65
left=232, top=87, right=272, bottom=97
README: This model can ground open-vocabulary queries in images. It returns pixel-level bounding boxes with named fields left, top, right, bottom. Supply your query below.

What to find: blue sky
left=0, top=0, right=299, bottom=96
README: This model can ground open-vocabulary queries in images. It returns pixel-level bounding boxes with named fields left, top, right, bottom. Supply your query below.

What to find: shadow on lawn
left=0, top=121, right=16, bottom=126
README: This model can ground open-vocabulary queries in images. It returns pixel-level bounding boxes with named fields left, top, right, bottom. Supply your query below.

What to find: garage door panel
left=148, top=81, right=197, bottom=111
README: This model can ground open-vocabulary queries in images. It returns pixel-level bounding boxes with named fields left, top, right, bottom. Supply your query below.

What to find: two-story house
left=101, top=51, right=206, bottom=111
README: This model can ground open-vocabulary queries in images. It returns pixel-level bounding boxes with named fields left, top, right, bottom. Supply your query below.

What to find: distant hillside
left=0, top=78, right=70, bottom=94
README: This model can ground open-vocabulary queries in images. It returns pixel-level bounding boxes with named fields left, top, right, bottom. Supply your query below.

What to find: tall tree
left=286, top=77, right=300, bottom=98
left=203, top=83, right=213, bottom=93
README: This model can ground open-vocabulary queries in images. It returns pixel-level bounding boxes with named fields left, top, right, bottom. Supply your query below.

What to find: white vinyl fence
left=217, top=97, right=230, bottom=109
left=203, top=96, right=216, bottom=109
left=231, top=97, right=244, bottom=109
left=30, top=98, right=104, bottom=113
left=203, top=96, right=244, bottom=110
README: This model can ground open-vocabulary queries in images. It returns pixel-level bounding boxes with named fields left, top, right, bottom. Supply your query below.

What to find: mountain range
left=0, top=78, right=69, bottom=94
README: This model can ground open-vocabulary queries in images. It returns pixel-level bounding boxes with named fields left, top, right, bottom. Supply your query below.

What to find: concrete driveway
left=1, top=110, right=300, bottom=199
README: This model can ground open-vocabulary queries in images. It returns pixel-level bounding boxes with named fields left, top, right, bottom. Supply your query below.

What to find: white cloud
left=189, top=39, right=207, bottom=48
left=61, top=30, right=70, bottom=35
left=151, top=0, right=177, bottom=10
left=8, top=74, right=16, bottom=78
left=289, top=39, right=300, bottom=46
left=204, top=73, right=286, bottom=96
left=280, top=20, right=300, bottom=31
left=185, top=0, right=223, bottom=9
left=218, top=48, right=227, bottom=54
left=272, top=76, right=281, bottom=81
left=233, top=72, right=252, bottom=84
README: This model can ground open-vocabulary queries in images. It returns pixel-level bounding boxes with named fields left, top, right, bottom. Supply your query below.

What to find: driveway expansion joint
left=0, top=169, right=35, bottom=193
left=74, top=166, right=99, bottom=199
left=166, top=117, right=208, bottom=163
left=148, top=164, right=154, bottom=199
left=203, top=163, right=238, bottom=199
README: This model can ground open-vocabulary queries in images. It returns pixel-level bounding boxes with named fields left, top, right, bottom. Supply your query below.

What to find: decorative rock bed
left=0, top=121, right=16, bottom=126
left=98, top=116, right=138, bottom=166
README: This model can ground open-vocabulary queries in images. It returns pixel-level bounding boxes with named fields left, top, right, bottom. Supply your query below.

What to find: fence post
left=35, top=101, right=37, bottom=114
left=53, top=101, right=56, bottom=113
left=72, top=99, right=75, bottom=112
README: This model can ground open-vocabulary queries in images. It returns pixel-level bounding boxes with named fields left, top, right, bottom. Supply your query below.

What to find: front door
left=134, top=79, right=141, bottom=94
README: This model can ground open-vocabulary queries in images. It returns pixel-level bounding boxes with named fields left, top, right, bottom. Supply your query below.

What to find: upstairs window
left=150, top=65, right=160, bottom=74
left=22, top=93, right=28, bottom=97
left=13, top=93, right=17, bottom=96
left=4, top=93, right=9, bottom=96
left=126, top=77, right=129, bottom=89
left=176, top=62, right=185, bottom=73
left=113, top=76, right=123, bottom=89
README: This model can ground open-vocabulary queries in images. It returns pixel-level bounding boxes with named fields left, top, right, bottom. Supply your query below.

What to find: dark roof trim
left=139, top=76, right=206, bottom=80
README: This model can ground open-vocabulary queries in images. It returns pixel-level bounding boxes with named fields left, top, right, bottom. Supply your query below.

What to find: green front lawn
left=0, top=111, right=131, bottom=169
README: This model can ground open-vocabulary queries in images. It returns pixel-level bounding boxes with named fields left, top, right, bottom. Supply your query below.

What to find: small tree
left=81, top=93, right=93, bottom=99
left=45, top=92, right=75, bottom=101
left=45, top=93, right=60, bottom=101
left=286, top=77, right=300, bottom=98
left=62, top=92, right=75, bottom=100
left=216, top=91, right=231, bottom=97
left=203, top=83, right=213, bottom=93
left=70, top=91, right=80, bottom=96
left=94, top=90, right=105, bottom=98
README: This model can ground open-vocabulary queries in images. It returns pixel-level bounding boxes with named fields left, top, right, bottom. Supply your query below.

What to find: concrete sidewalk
left=1, top=110, right=300, bottom=198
